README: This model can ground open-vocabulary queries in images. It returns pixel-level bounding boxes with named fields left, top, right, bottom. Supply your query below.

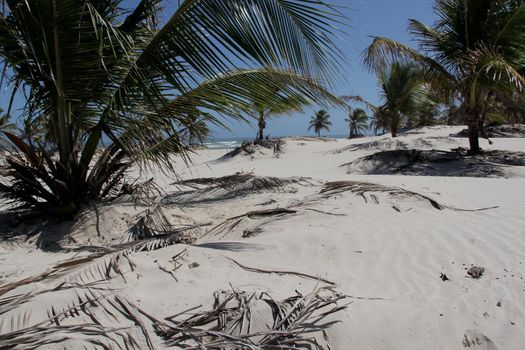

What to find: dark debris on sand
left=217, top=139, right=285, bottom=160
left=467, top=266, right=485, bottom=279
left=344, top=148, right=525, bottom=178
left=451, top=124, right=525, bottom=138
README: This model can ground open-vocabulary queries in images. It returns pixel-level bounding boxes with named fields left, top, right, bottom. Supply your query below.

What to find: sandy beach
left=1, top=125, right=524, bottom=349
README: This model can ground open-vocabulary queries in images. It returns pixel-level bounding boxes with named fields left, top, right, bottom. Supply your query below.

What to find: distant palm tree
left=250, top=73, right=339, bottom=142
left=369, top=106, right=389, bottom=135
left=346, top=108, right=368, bottom=138
left=181, top=110, right=210, bottom=146
left=363, top=0, right=525, bottom=152
left=308, top=110, right=332, bottom=137
left=374, top=62, right=427, bottom=137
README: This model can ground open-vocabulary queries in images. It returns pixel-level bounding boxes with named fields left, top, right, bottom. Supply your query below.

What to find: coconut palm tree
left=363, top=0, right=525, bottom=153
left=251, top=74, right=341, bottom=142
left=346, top=108, right=368, bottom=138
left=0, top=0, right=344, bottom=217
left=253, top=90, right=307, bottom=142
left=374, top=62, right=427, bottom=137
left=180, top=109, right=210, bottom=146
left=308, top=110, right=332, bottom=137
left=369, top=107, right=389, bottom=135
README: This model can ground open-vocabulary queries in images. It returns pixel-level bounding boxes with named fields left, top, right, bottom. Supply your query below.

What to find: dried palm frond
left=139, top=285, right=347, bottom=349
left=121, top=204, right=200, bottom=251
left=0, top=284, right=346, bottom=349
left=0, top=250, right=135, bottom=298
left=229, top=258, right=335, bottom=286
left=119, top=178, right=165, bottom=205
left=124, top=204, right=186, bottom=241
left=0, top=293, right=33, bottom=317
left=331, top=139, right=408, bottom=154
left=172, top=172, right=258, bottom=190
left=164, top=173, right=308, bottom=206
left=204, top=208, right=298, bottom=239
left=121, top=224, right=208, bottom=253
left=320, top=181, right=445, bottom=210
left=0, top=292, right=153, bottom=350
left=320, top=181, right=499, bottom=212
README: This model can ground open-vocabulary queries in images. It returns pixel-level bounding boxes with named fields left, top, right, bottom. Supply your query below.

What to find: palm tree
left=308, top=110, right=332, bottom=137
left=254, top=90, right=307, bottom=142
left=374, top=62, right=427, bottom=137
left=0, top=0, right=344, bottom=217
left=346, top=108, right=368, bottom=138
left=363, top=0, right=525, bottom=153
left=251, top=74, right=340, bottom=142
left=180, top=110, right=210, bottom=146
left=369, top=107, right=389, bottom=135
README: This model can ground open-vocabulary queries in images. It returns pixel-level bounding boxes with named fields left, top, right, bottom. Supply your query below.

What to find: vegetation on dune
left=342, top=74, right=440, bottom=138
left=309, top=110, right=332, bottom=137
left=0, top=0, right=344, bottom=217
left=363, top=0, right=525, bottom=152
left=372, top=62, right=431, bottom=137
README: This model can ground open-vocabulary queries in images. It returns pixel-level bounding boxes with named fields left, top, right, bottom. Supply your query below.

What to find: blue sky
left=213, top=0, right=439, bottom=139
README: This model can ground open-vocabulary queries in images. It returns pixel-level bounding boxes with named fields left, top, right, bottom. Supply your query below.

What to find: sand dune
left=1, top=126, right=524, bottom=349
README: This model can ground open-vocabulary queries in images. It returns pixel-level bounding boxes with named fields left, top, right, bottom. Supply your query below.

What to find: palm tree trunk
left=51, top=0, right=70, bottom=166
left=257, top=111, right=265, bottom=141
left=467, top=106, right=481, bottom=154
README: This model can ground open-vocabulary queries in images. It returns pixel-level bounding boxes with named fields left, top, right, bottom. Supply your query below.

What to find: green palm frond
left=0, top=0, right=346, bottom=215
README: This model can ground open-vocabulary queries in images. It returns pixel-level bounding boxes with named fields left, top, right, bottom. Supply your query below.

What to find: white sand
left=1, top=125, right=524, bottom=349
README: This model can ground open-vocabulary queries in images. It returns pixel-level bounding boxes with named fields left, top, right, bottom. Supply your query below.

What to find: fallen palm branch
left=228, top=258, right=336, bottom=285
left=123, top=204, right=198, bottom=242
left=0, top=291, right=154, bottom=350
left=0, top=250, right=135, bottom=298
left=138, top=285, right=347, bottom=349
left=164, top=173, right=309, bottom=206
left=303, top=208, right=346, bottom=216
left=0, top=208, right=202, bottom=298
left=0, top=277, right=347, bottom=349
left=332, top=139, right=408, bottom=154
left=320, top=181, right=499, bottom=212
left=172, top=172, right=258, bottom=190
left=119, top=178, right=165, bottom=205
left=204, top=208, right=298, bottom=239
left=321, top=181, right=445, bottom=210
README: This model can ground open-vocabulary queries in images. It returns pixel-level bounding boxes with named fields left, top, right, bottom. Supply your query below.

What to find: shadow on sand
left=343, top=149, right=525, bottom=177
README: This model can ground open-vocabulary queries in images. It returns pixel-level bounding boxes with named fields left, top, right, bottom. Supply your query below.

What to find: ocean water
left=203, top=137, right=253, bottom=150
left=203, top=135, right=350, bottom=150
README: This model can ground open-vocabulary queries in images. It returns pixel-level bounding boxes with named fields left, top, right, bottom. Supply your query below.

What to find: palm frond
left=164, top=173, right=308, bottom=206
left=143, top=285, right=347, bottom=349
left=320, top=181, right=445, bottom=210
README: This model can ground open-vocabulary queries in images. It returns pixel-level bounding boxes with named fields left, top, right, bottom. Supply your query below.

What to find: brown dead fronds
left=139, top=285, right=347, bottom=349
